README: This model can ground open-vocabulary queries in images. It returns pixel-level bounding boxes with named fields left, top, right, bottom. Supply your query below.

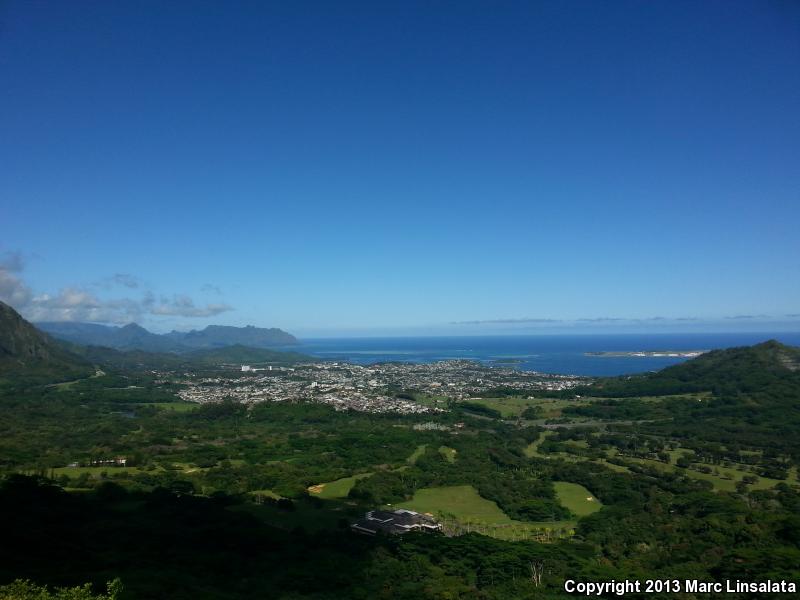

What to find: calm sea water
left=296, top=332, right=800, bottom=377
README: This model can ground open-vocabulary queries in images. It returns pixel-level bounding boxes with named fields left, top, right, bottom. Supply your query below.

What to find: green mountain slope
left=588, top=340, right=800, bottom=397
left=568, top=341, right=800, bottom=457
left=0, top=302, right=93, bottom=389
left=37, top=321, right=299, bottom=352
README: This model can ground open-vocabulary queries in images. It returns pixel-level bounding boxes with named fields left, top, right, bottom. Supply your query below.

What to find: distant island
left=586, top=350, right=707, bottom=358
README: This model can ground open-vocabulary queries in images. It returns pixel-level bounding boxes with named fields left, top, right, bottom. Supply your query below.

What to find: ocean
left=295, top=332, right=800, bottom=377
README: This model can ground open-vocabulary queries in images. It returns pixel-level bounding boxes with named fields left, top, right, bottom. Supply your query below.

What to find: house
left=350, top=509, right=442, bottom=536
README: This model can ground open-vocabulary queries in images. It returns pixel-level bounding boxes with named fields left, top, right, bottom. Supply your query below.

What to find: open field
left=54, top=460, right=215, bottom=479
left=553, top=482, right=601, bottom=517
left=406, top=444, right=427, bottom=464
left=614, top=453, right=785, bottom=492
left=144, top=402, right=199, bottom=412
left=248, top=489, right=284, bottom=500
left=395, top=485, right=577, bottom=541
left=439, top=446, right=457, bottom=463
left=524, top=431, right=632, bottom=474
left=524, top=431, right=553, bottom=458
left=53, top=466, right=147, bottom=477
left=309, top=472, right=373, bottom=499
left=529, top=440, right=786, bottom=493
left=410, top=393, right=450, bottom=408
left=529, top=433, right=786, bottom=491
left=51, top=379, right=81, bottom=390
left=396, top=485, right=513, bottom=523
left=467, top=396, right=571, bottom=418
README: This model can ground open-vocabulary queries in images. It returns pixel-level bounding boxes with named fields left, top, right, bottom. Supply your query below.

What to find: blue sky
left=1, top=1, right=799, bottom=336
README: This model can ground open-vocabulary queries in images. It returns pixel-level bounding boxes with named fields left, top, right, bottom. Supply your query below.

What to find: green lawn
left=52, top=379, right=81, bottom=390
left=146, top=402, right=199, bottom=412
left=248, top=489, right=284, bottom=500
left=525, top=432, right=631, bottom=474
left=395, top=485, right=577, bottom=541
left=54, top=461, right=217, bottom=478
left=439, top=446, right=457, bottom=463
left=309, top=472, right=373, bottom=499
left=523, top=431, right=552, bottom=458
left=667, top=447, right=694, bottom=464
left=411, top=393, right=450, bottom=408
left=554, top=482, right=602, bottom=517
left=53, top=466, right=147, bottom=477
left=467, top=397, right=567, bottom=418
left=616, top=454, right=784, bottom=492
left=406, top=444, right=427, bottom=464
left=396, top=485, right=514, bottom=523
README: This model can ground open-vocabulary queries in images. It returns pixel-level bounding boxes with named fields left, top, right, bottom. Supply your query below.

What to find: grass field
left=53, top=466, right=147, bottom=477
left=407, top=444, right=427, bottom=464
left=396, top=485, right=514, bottom=523
left=467, top=397, right=570, bottom=418
left=526, top=425, right=784, bottom=493
left=615, top=454, right=784, bottom=492
left=395, top=485, right=577, bottom=541
left=553, top=482, right=602, bottom=517
left=145, top=402, right=199, bottom=412
left=52, top=379, right=81, bottom=390
left=54, top=460, right=213, bottom=479
left=309, top=472, right=373, bottom=499
left=411, top=393, right=450, bottom=408
left=248, top=489, right=284, bottom=500
left=439, top=446, right=457, bottom=463
left=524, top=431, right=631, bottom=474
left=523, top=431, right=552, bottom=458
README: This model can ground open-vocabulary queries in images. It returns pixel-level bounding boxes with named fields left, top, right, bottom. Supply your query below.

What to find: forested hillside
left=0, top=301, right=93, bottom=390
left=1, top=330, right=799, bottom=598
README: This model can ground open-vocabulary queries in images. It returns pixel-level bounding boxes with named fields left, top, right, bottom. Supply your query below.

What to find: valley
left=1, top=302, right=800, bottom=598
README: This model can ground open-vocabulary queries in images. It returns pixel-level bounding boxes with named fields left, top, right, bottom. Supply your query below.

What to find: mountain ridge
left=36, top=321, right=298, bottom=353
left=0, top=301, right=93, bottom=387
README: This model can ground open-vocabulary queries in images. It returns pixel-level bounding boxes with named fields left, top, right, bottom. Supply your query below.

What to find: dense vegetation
left=1, top=315, right=799, bottom=598
left=564, top=341, right=800, bottom=460
left=65, top=343, right=314, bottom=371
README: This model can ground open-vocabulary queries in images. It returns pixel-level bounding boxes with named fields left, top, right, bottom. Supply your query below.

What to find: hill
left=586, top=340, right=800, bottom=397
left=0, top=301, right=93, bottom=388
left=37, top=321, right=298, bottom=353
left=567, top=340, right=800, bottom=458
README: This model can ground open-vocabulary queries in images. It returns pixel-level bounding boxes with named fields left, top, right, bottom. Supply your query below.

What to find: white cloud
left=0, top=268, right=34, bottom=307
left=0, top=252, right=234, bottom=324
left=0, top=251, right=34, bottom=308
left=24, top=289, right=144, bottom=324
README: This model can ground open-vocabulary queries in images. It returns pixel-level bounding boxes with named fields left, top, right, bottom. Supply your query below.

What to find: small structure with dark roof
left=351, top=509, right=442, bottom=536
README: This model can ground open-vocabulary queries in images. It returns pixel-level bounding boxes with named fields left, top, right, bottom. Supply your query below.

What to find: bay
left=296, top=332, right=800, bottom=376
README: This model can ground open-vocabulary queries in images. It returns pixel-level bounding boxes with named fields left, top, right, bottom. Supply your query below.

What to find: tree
left=0, top=579, right=122, bottom=599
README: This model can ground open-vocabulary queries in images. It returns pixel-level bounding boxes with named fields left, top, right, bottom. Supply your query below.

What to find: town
left=175, top=359, right=588, bottom=414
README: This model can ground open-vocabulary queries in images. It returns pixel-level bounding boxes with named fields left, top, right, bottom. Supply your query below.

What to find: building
left=350, top=509, right=441, bottom=536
